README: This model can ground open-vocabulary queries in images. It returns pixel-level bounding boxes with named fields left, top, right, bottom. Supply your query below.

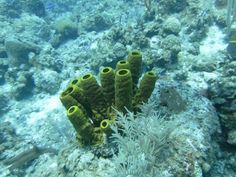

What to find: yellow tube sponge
left=59, top=50, right=157, bottom=146
left=80, top=73, right=106, bottom=108
left=66, top=85, right=87, bottom=106
left=67, top=106, right=96, bottom=145
left=59, top=89, right=79, bottom=110
left=69, top=77, right=82, bottom=87
left=100, top=67, right=115, bottom=105
left=115, top=60, right=130, bottom=72
left=100, top=119, right=112, bottom=135
left=134, top=71, right=157, bottom=105
left=127, top=51, right=142, bottom=89
left=115, top=69, right=133, bottom=112
left=67, top=106, right=89, bottom=132
left=80, top=73, right=107, bottom=123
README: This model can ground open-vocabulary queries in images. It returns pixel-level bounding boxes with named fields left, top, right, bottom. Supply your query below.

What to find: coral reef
left=60, top=51, right=157, bottom=146
left=208, top=60, right=236, bottom=146
left=111, top=81, right=220, bottom=176
left=33, top=69, right=62, bottom=94
left=0, top=0, right=235, bottom=176
left=0, top=121, right=58, bottom=176
left=55, top=143, right=114, bottom=177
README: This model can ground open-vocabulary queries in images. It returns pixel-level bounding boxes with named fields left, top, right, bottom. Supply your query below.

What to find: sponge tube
left=127, top=51, right=142, bottom=90
left=100, top=119, right=112, bottom=135
left=134, top=71, right=157, bottom=105
left=100, top=67, right=115, bottom=106
left=80, top=73, right=106, bottom=109
left=115, top=69, right=133, bottom=112
left=115, top=60, right=130, bottom=72
left=67, top=105, right=95, bottom=145
left=59, top=89, right=78, bottom=110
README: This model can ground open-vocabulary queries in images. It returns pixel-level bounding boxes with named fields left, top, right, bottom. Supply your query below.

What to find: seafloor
left=0, top=0, right=235, bottom=177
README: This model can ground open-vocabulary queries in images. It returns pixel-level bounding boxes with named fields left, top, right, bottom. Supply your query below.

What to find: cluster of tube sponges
left=59, top=51, right=157, bottom=146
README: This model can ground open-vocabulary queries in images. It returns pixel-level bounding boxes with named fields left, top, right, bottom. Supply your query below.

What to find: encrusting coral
left=59, top=51, right=157, bottom=146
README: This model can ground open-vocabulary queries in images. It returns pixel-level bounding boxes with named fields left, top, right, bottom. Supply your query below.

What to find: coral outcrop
left=208, top=60, right=236, bottom=146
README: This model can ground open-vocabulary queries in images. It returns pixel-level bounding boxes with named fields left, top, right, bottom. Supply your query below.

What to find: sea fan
left=110, top=101, right=176, bottom=177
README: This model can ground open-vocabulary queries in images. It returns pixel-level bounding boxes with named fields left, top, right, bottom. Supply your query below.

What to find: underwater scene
left=0, top=0, right=236, bottom=176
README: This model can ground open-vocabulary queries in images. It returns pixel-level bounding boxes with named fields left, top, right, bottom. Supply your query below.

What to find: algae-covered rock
left=5, top=69, right=34, bottom=100
left=145, top=22, right=162, bottom=37
left=0, top=122, right=19, bottom=159
left=163, top=16, right=181, bottom=35
left=112, top=42, right=127, bottom=59
left=24, top=0, right=45, bottom=17
left=159, top=86, right=187, bottom=113
left=5, top=38, right=40, bottom=66
left=82, top=13, right=112, bottom=32
left=210, top=151, right=236, bottom=177
left=133, top=32, right=149, bottom=48
left=0, top=0, right=45, bottom=18
left=33, top=69, right=62, bottom=94
left=208, top=61, right=236, bottom=145
left=214, top=0, right=227, bottom=8
left=161, top=35, right=181, bottom=52
left=53, top=18, right=77, bottom=37
left=159, top=0, right=187, bottom=13
left=191, top=55, right=217, bottom=72
left=51, top=17, right=78, bottom=47
left=155, top=81, right=220, bottom=176
left=160, top=34, right=181, bottom=64
left=56, top=144, right=114, bottom=177
left=214, top=10, right=227, bottom=28
left=32, top=46, right=63, bottom=72
left=0, top=0, right=22, bottom=18
left=107, top=26, right=131, bottom=45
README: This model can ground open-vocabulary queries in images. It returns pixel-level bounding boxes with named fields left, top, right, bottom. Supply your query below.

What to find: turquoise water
left=0, top=0, right=235, bottom=176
